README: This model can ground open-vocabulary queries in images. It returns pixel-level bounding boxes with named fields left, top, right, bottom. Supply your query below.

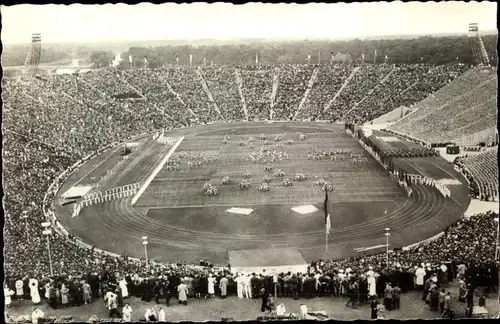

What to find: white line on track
left=142, top=199, right=400, bottom=209
left=131, top=137, right=185, bottom=205
left=353, top=244, right=388, bottom=252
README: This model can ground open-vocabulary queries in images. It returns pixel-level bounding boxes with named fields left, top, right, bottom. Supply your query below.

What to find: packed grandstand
left=2, top=61, right=499, bottom=320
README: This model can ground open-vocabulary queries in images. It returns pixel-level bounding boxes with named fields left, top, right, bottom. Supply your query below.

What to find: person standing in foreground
left=15, top=279, right=24, bottom=302
left=107, top=292, right=121, bottom=318
left=392, top=283, right=401, bottom=310
left=219, top=275, right=228, bottom=299
left=31, top=308, right=45, bottom=324
left=260, top=288, right=272, bottom=312
left=440, top=292, right=454, bottom=319
left=384, top=283, right=393, bottom=311
left=122, top=303, right=132, bottom=322
left=370, top=298, right=378, bottom=319
left=158, top=306, right=166, bottom=322
left=439, top=289, right=446, bottom=314
left=299, top=304, right=308, bottom=320
left=345, top=279, right=358, bottom=308
left=177, top=280, right=189, bottom=305
left=4, top=285, right=15, bottom=308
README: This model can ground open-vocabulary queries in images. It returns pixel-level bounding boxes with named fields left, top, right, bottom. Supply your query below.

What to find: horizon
left=3, top=30, right=498, bottom=47
left=1, top=2, right=497, bottom=44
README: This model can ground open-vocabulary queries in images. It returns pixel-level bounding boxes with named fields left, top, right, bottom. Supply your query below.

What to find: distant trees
left=2, top=44, right=72, bottom=66
left=116, top=34, right=497, bottom=67
left=89, top=50, right=115, bottom=68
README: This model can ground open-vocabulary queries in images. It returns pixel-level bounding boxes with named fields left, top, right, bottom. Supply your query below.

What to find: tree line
left=2, top=44, right=72, bottom=67
left=115, top=35, right=497, bottom=69
left=3, top=34, right=496, bottom=69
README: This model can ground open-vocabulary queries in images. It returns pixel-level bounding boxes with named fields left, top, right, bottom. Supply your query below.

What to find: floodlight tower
left=468, top=23, right=490, bottom=66
left=23, top=33, right=42, bottom=77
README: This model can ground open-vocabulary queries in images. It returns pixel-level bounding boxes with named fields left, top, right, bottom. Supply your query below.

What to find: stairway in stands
left=339, top=67, right=395, bottom=121
left=234, top=68, right=249, bottom=121
left=270, top=67, right=280, bottom=121
left=160, top=74, right=198, bottom=120
left=318, top=66, right=360, bottom=120
left=293, top=66, right=320, bottom=121
left=195, top=68, right=226, bottom=122
left=110, top=70, right=147, bottom=99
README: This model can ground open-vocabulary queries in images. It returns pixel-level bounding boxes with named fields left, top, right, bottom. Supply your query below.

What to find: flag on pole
left=324, top=190, right=329, bottom=222
left=189, top=54, right=193, bottom=66
left=374, top=49, right=377, bottom=63
left=176, top=56, right=179, bottom=65
left=144, top=56, right=148, bottom=67
left=256, top=53, right=259, bottom=64
left=129, top=55, right=132, bottom=63
left=307, top=53, right=311, bottom=64
left=385, top=54, right=388, bottom=64
left=326, top=213, right=331, bottom=235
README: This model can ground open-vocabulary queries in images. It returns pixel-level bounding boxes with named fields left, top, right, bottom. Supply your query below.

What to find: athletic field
left=54, top=122, right=470, bottom=267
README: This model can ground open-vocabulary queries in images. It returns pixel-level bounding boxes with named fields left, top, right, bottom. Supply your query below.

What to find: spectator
left=441, top=292, right=454, bottom=319
left=158, top=306, right=166, bottom=322
left=439, top=288, right=446, bottom=313
left=219, top=275, right=228, bottom=299
left=4, top=285, right=15, bottom=308
left=384, top=283, right=393, bottom=311
left=177, top=280, right=188, bottom=305
left=122, top=303, right=133, bottom=322
left=392, top=283, right=401, bottom=310
left=144, top=308, right=157, bottom=322
left=261, top=288, right=272, bottom=313
left=107, top=292, right=120, bottom=318
left=31, top=308, right=45, bottom=324
left=370, top=298, right=379, bottom=319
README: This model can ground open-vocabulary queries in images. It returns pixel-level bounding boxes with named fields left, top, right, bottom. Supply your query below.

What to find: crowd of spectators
left=388, top=66, right=496, bottom=144
left=325, top=64, right=392, bottom=122
left=272, top=64, right=315, bottom=120
left=4, top=206, right=498, bottom=319
left=453, top=148, right=499, bottom=201
left=239, top=65, right=274, bottom=120
left=2, top=63, right=497, bottom=320
left=298, top=65, right=352, bottom=121
left=202, top=67, right=245, bottom=121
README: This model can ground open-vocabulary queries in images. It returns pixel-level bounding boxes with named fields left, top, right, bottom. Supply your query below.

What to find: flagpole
left=326, top=228, right=328, bottom=253
left=325, top=189, right=329, bottom=254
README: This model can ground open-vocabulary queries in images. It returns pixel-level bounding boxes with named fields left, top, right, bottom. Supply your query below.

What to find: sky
left=0, top=2, right=497, bottom=44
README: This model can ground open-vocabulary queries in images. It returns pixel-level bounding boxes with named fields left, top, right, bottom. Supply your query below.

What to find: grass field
left=136, top=129, right=406, bottom=207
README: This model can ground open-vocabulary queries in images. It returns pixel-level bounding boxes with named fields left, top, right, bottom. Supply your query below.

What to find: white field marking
left=291, top=205, right=319, bottom=214
left=226, top=207, right=254, bottom=215
left=378, top=136, right=400, bottom=142
left=438, top=179, right=462, bottom=185
left=131, top=137, right=185, bottom=205
left=353, top=244, right=389, bottom=252
left=61, top=186, right=93, bottom=199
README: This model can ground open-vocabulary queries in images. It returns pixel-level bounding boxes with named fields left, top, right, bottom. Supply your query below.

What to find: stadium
left=2, top=3, right=499, bottom=322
